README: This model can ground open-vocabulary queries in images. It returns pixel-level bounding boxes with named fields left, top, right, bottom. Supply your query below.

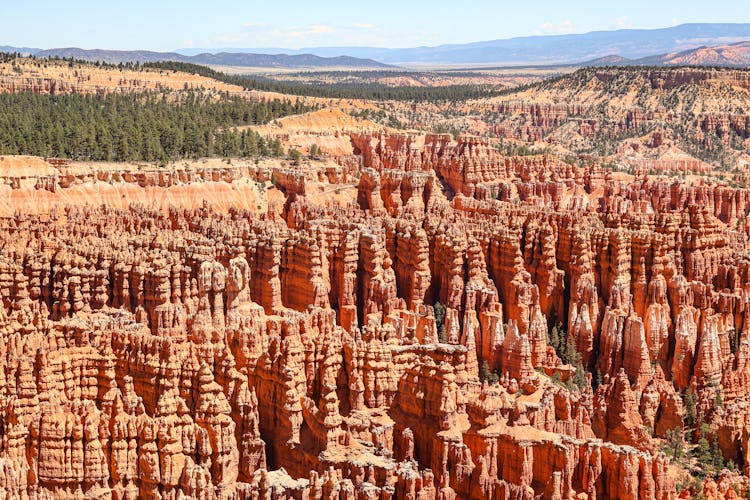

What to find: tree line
left=144, top=61, right=500, bottom=102
left=0, top=51, right=149, bottom=69
left=5, top=53, right=505, bottom=103
left=0, top=91, right=309, bottom=162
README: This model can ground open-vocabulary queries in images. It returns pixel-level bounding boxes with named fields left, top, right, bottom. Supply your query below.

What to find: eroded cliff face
left=0, top=131, right=749, bottom=499
left=474, top=67, right=750, bottom=169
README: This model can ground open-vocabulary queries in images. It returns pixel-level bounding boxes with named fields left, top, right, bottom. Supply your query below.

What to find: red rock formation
left=6, top=132, right=750, bottom=497
left=593, top=369, right=653, bottom=450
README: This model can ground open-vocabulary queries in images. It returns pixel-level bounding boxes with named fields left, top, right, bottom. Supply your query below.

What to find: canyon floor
left=0, top=57, right=749, bottom=499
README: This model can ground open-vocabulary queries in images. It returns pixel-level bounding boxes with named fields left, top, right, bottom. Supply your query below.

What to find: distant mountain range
left=637, top=40, right=750, bottom=66
left=3, top=24, right=750, bottom=69
left=0, top=45, right=37, bottom=56
left=581, top=41, right=750, bottom=67
left=0, top=47, right=390, bottom=69
left=177, top=23, right=750, bottom=66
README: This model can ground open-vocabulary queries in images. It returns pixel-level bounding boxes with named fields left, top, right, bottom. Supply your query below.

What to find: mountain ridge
left=4, top=47, right=391, bottom=68
left=4, top=23, right=750, bottom=68
left=577, top=41, right=750, bottom=68
left=175, top=23, right=750, bottom=65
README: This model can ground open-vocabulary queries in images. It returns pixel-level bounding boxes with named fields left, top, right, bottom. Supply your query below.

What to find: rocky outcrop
left=479, top=67, right=750, bottom=163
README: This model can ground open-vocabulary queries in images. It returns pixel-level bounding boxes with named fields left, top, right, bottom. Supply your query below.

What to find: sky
left=3, top=0, right=750, bottom=51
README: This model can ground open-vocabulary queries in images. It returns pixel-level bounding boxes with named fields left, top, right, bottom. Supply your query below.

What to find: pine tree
left=697, top=436, right=712, bottom=467
left=711, top=438, right=725, bottom=472
left=572, top=360, right=588, bottom=389
left=480, top=361, right=499, bottom=385
left=683, top=388, right=697, bottom=428
left=246, top=132, right=259, bottom=157
left=433, top=302, right=446, bottom=342
left=289, top=147, right=302, bottom=166
left=550, top=323, right=561, bottom=355
left=593, top=369, right=603, bottom=389
left=662, top=427, right=686, bottom=460
left=729, top=328, right=739, bottom=354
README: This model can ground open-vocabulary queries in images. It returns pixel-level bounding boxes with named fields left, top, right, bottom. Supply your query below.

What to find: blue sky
left=3, top=0, right=750, bottom=50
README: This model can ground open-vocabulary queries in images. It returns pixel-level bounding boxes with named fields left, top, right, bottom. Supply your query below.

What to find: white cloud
left=286, top=25, right=333, bottom=38
left=535, top=19, right=575, bottom=35
left=613, top=16, right=632, bottom=30
left=212, top=23, right=335, bottom=43
left=205, top=22, right=419, bottom=49
left=309, top=25, right=333, bottom=34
